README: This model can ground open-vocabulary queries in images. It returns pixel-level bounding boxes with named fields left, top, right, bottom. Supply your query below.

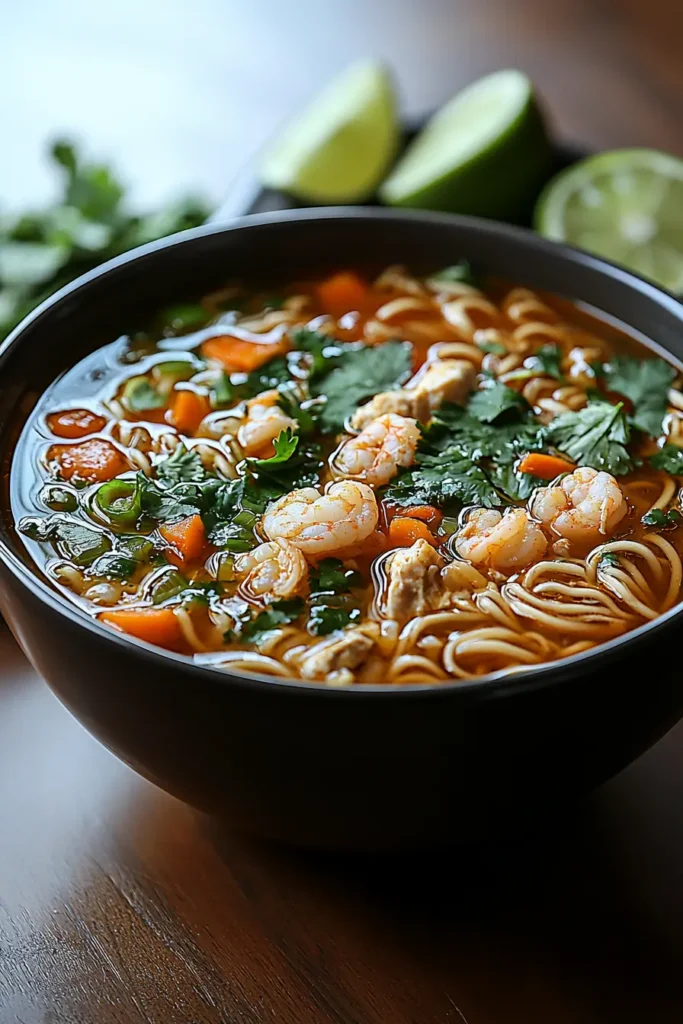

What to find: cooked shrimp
left=455, top=507, right=547, bottom=574
left=235, top=539, right=307, bottom=605
left=334, top=413, right=419, bottom=487
left=237, top=390, right=296, bottom=456
left=262, top=481, right=378, bottom=555
left=530, top=466, right=627, bottom=542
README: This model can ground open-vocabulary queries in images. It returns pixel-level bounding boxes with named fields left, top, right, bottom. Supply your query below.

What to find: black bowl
left=1, top=209, right=683, bottom=851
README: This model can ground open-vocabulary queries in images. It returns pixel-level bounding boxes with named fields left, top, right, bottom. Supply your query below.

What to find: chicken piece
left=408, top=358, right=476, bottom=411
left=384, top=539, right=448, bottom=624
left=298, top=629, right=375, bottom=681
left=350, top=389, right=431, bottom=430
left=350, top=359, right=475, bottom=430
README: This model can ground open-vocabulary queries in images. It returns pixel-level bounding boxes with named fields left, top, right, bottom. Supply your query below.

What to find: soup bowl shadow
left=1, top=209, right=682, bottom=852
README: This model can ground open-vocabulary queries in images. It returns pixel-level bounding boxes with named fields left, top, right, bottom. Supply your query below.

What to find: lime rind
left=379, top=69, right=551, bottom=221
left=535, top=149, right=683, bottom=293
left=260, top=61, right=399, bottom=204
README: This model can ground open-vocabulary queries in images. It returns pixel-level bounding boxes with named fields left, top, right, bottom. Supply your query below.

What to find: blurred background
left=3, top=0, right=682, bottom=211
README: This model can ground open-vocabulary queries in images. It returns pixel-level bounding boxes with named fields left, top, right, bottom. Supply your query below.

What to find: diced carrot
left=317, top=272, right=369, bottom=318
left=389, top=504, right=443, bottom=528
left=160, top=514, right=208, bottom=564
left=388, top=517, right=437, bottom=548
left=47, top=408, right=107, bottom=439
left=201, top=334, right=289, bottom=372
left=518, top=452, right=575, bottom=479
left=100, top=607, right=184, bottom=651
left=48, top=439, right=129, bottom=483
left=169, top=389, right=211, bottom=435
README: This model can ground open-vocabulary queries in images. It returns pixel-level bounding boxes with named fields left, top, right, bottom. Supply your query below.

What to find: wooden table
left=3, top=1, right=683, bottom=1021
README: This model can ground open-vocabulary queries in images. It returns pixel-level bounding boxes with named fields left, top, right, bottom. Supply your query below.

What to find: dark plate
left=1, top=208, right=683, bottom=851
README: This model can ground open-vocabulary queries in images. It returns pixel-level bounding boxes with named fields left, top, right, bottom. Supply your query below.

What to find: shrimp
left=455, top=507, right=547, bottom=575
left=530, top=466, right=627, bottom=542
left=334, top=413, right=420, bottom=487
left=237, top=390, right=296, bottom=456
left=234, top=539, right=307, bottom=605
left=262, top=481, right=378, bottom=555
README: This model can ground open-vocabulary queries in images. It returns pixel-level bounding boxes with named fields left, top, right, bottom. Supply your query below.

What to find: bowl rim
left=3, top=204, right=683, bottom=700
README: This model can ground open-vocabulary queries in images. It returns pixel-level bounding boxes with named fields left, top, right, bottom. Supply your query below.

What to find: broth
left=11, top=264, right=683, bottom=685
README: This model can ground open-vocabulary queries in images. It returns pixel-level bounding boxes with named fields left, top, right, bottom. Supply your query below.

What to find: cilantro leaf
left=386, top=402, right=550, bottom=510
left=599, top=551, right=620, bottom=569
left=156, top=444, right=208, bottom=485
left=641, top=508, right=683, bottom=528
left=547, top=401, right=633, bottom=476
left=249, top=429, right=299, bottom=469
left=242, top=598, right=306, bottom=644
left=604, top=356, right=675, bottom=437
left=527, top=343, right=563, bottom=380
left=290, top=327, right=346, bottom=379
left=312, top=341, right=412, bottom=431
left=308, top=559, right=364, bottom=636
left=650, top=445, right=683, bottom=474
left=468, top=381, right=530, bottom=423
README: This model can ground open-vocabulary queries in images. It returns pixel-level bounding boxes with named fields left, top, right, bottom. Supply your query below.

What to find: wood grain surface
left=3, top=1, right=683, bottom=1021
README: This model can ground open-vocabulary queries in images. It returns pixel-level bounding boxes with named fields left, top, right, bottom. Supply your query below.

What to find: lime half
left=535, top=150, right=683, bottom=293
left=260, top=61, right=398, bottom=204
left=379, top=69, right=551, bottom=221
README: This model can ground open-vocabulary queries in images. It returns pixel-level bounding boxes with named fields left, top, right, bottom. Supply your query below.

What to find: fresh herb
left=598, top=551, right=621, bottom=569
left=311, top=340, right=412, bottom=431
left=468, top=381, right=530, bottom=423
left=521, top=343, right=563, bottom=380
left=603, top=356, right=675, bottom=437
left=249, top=429, right=299, bottom=469
left=650, top=445, right=683, bottom=474
left=547, top=401, right=633, bottom=476
left=156, top=444, right=207, bottom=485
left=307, top=559, right=363, bottom=636
left=242, top=597, right=306, bottom=644
left=476, top=339, right=507, bottom=355
left=642, top=507, right=683, bottom=528
left=385, top=402, right=549, bottom=509
left=138, top=476, right=209, bottom=525
left=291, top=327, right=346, bottom=378
left=0, top=139, right=209, bottom=341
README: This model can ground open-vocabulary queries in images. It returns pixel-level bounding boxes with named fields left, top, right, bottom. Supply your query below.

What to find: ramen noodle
left=14, top=263, right=683, bottom=685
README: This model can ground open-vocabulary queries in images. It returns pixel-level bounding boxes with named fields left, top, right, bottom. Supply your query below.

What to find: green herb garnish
left=547, top=401, right=633, bottom=476
left=641, top=507, right=683, bottom=528
left=603, top=356, right=675, bottom=437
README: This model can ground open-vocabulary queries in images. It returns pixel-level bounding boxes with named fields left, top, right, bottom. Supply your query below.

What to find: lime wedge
left=379, top=69, right=551, bottom=220
left=535, top=149, right=683, bottom=293
left=260, top=61, right=398, bottom=204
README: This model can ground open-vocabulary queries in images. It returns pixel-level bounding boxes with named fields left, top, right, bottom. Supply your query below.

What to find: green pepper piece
left=117, top=534, right=155, bottom=562
left=89, top=552, right=138, bottom=579
left=151, top=359, right=199, bottom=396
left=150, top=569, right=187, bottom=605
left=52, top=521, right=112, bottom=566
left=121, top=375, right=166, bottom=412
left=94, top=478, right=141, bottom=527
left=161, top=303, right=209, bottom=333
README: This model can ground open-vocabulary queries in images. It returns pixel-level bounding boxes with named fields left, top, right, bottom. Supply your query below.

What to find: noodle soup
left=13, top=264, right=683, bottom=685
